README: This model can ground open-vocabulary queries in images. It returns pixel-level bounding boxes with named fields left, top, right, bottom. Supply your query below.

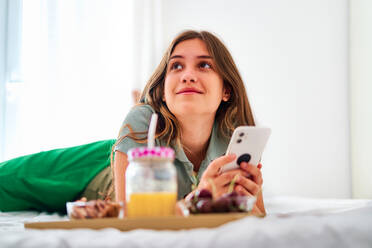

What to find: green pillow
left=0, top=139, right=115, bottom=213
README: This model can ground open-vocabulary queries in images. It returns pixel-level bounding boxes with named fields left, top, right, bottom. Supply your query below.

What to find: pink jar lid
left=128, top=147, right=175, bottom=161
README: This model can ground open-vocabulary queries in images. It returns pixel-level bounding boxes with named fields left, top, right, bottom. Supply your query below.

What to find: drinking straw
left=148, top=113, right=158, bottom=148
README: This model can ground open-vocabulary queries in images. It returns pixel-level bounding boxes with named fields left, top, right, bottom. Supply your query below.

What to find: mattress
left=1, top=196, right=371, bottom=248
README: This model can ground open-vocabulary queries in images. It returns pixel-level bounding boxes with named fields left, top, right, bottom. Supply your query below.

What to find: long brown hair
left=107, top=30, right=255, bottom=199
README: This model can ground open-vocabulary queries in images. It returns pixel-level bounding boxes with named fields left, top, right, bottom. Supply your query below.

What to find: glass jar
left=125, top=147, right=177, bottom=217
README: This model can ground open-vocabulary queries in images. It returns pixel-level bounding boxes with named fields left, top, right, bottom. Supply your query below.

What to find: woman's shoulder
left=115, top=104, right=154, bottom=153
left=127, top=104, right=155, bottom=118
left=123, top=104, right=155, bottom=129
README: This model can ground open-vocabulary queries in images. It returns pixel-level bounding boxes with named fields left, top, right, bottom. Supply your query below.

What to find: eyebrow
left=169, top=55, right=213, bottom=60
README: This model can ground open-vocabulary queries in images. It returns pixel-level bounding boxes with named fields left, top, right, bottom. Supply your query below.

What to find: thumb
left=203, top=154, right=236, bottom=177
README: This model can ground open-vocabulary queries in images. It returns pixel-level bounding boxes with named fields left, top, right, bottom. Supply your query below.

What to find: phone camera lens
left=239, top=132, right=244, bottom=137
left=237, top=138, right=242, bottom=143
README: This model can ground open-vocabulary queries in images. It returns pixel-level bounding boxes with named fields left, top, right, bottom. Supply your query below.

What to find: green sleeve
left=0, top=139, right=115, bottom=213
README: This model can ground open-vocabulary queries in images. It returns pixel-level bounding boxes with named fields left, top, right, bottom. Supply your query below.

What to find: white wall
left=161, top=0, right=350, bottom=198
left=350, top=0, right=372, bottom=198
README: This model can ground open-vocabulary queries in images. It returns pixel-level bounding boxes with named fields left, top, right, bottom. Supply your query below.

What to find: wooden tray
left=25, top=213, right=256, bottom=231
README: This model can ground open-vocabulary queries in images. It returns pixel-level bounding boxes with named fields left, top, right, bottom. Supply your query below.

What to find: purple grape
left=198, top=189, right=213, bottom=199
left=223, top=191, right=238, bottom=198
left=190, top=189, right=212, bottom=204
left=188, top=189, right=253, bottom=214
left=212, top=196, right=232, bottom=212
left=196, top=199, right=213, bottom=213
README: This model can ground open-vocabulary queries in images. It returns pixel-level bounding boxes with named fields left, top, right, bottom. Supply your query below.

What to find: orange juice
left=127, top=192, right=177, bottom=217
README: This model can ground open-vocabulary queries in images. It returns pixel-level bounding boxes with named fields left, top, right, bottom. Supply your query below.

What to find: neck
left=177, top=114, right=215, bottom=171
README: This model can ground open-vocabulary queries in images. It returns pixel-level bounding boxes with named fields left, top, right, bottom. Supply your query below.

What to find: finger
left=257, top=163, right=263, bottom=170
left=251, top=205, right=264, bottom=216
left=214, top=170, right=249, bottom=187
left=239, top=162, right=263, bottom=186
left=215, top=185, right=230, bottom=199
left=235, top=175, right=261, bottom=196
left=203, top=154, right=236, bottom=177
left=234, top=185, right=253, bottom=197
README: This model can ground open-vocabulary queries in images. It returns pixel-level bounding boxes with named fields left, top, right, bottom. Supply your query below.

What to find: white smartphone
left=220, top=126, right=271, bottom=173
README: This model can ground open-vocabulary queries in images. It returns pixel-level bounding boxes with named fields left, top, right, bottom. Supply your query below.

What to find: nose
left=181, top=69, right=197, bottom=83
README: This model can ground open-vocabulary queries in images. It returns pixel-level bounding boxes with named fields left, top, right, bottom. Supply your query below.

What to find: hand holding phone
left=219, top=126, right=271, bottom=173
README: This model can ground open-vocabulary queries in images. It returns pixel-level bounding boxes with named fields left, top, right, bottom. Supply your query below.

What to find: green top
left=83, top=104, right=229, bottom=200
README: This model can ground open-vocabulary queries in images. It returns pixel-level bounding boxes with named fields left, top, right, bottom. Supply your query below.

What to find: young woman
left=0, top=30, right=264, bottom=215
left=104, top=30, right=265, bottom=215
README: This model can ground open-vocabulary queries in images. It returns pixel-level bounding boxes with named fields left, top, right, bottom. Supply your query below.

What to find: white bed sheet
left=1, top=196, right=372, bottom=248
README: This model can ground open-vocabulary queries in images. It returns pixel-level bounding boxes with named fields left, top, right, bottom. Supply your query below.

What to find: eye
left=170, top=62, right=183, bottom=70
left=199, top=61, right=212, bottom=69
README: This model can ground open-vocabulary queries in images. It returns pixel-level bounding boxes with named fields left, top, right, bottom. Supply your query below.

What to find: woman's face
left=163, top=38, right=229, bottom=119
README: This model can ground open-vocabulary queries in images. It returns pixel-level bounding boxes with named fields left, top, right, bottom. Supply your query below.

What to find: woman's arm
left=113, top=151, right=129, bottom=203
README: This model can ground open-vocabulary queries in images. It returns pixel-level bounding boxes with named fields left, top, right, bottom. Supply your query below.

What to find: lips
left=176, top=87, right=203, bottom=94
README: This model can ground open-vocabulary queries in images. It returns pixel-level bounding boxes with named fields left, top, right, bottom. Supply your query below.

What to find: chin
left=173, top=103, right=215, bottom=117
